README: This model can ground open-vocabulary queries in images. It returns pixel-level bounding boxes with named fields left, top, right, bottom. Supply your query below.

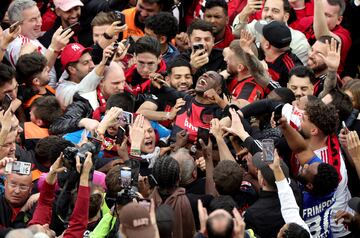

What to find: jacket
left=0, top=195, right=35, bottom=238
left=122, top=7, right=144, bottom=39
left=49, top=94, right=93, bottom=135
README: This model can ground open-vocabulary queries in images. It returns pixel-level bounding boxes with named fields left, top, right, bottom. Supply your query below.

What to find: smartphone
left=116, top=124, right=129, bottom=144
left=120, top=167, right=132, bottom=188
left=262, top=139, right=274, bottom=162
left=61, top=22, right=80, bottom=34
left=342, top=121, right=349, bottom=134
left=197, top=127, right=210, bottom=146
left=2, top=94, right=12, bottom=112
left=5, top=161, right=32, bottom=175
left=113, top=11, right=125, bottom=26
left=9, top=21, right=21, bottom=33
left=118, top=111, right=133, bottom=124
left=138, top=198, right=151, bottom=211
left=105, top=42, right=119, bottom=66
left=193, top=44, right=204, bottom=53
left=273, top=104, right=284, bottom=126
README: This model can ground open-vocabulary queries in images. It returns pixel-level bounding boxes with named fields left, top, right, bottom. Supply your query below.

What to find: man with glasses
left=125, top=36, right=167, bottom=96
left=0, top=172, right=34, bottom=236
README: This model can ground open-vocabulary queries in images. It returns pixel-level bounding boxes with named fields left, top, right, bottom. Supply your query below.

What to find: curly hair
left=145, top=12, right=179, bottom=43
left=305, top=99, right=339, bottom=136
left=152, top=155, right=180, bottom=191
left=213, top=160, right=244, bottom=195
left=312, top=163, right=339, bottom=197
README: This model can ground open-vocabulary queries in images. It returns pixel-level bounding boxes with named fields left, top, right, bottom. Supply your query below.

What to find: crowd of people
left=0, top=0, right=359, bottom=237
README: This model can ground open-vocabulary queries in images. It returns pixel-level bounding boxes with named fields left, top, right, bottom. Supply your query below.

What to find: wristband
left=103, top=32, right=113, bottom=40
left=130, top=148, right=141, bottom=157
left=48, top=46, right=60, bottom=54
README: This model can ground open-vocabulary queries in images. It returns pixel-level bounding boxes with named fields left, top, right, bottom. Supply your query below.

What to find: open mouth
left=144, top=140, right=153, bottom=146
left=198, top=78, right=208, bottom=87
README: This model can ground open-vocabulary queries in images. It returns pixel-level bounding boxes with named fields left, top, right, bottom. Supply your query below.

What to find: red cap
left=60, top=43, right=92, bottom=68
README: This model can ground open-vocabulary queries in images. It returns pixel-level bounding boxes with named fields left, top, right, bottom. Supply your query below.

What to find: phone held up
left=5, top=161, right=32, bottom=175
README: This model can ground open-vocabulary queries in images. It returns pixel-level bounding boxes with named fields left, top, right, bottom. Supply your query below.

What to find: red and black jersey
left=267, top=50, right=303, bottom=87
left=171, top=95, right=223, bottom=142
left=227, top=76, right=264, bottom=103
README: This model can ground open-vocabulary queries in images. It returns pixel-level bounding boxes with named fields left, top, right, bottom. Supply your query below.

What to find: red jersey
left=227, top=76, right=264, bottom=103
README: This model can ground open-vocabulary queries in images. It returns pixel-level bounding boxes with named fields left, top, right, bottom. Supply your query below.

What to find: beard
left=311, top=63, right=327, bottom=74
left=299, top=128, right=310, bottom=139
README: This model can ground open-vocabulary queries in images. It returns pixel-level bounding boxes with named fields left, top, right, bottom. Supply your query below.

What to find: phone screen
left=5, top=161, right=32, bottom=175
left=120, top=168, right=132, bottom=187
left=2, top=94, right=12, bottom=111
left=118, top=111, right=133, bottom=125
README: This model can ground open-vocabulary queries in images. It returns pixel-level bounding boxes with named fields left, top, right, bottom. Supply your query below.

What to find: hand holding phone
left=9, top=21, right=21, bottom=33
left=342, top=121, right=349, bottom=134
left=61, top=22, right=79, bottom=34
left=2, top=94, right=13, bottom=112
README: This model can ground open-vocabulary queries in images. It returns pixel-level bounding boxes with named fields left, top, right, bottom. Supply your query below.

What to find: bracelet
left=103, top=32, right=113, bottom=40
left=48, top=46, right=60, bottom=54
left=130, top=148, right=141, bottom=157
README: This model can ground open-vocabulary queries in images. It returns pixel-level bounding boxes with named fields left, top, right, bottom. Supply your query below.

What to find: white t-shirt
left=4, top=33, right=57, bottom=88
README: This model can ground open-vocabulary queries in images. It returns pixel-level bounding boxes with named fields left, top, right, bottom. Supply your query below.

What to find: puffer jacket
left=49, top=93, right=93, bottom=135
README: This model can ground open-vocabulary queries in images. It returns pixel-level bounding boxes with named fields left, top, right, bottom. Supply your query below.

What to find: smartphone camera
left=193, top=44, right=205, bottom=54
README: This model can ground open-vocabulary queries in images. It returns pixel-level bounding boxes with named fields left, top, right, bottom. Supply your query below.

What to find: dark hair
left=305, top=100, right=339, bottom=135
left=89, top=193, right=103, bottom=219
left=283, top=223, right=311, bottom=238
left=264, top=0, right=291, bottom=13
left=16, top=52, right=47, bottom=86
left=327, top=88, right=353, bottom=122
left=105, top=165, right=122, bottom=196
left=187, top=19, right=214, bottom=36
left=289, top=66, right=317, bottom=86
left=31, top=96, right=62, bottom=127
left=152, top=156, right=180, bottom=197
left=318, top=35, right=340, bottom=46
left=106, top=92, right=135, bottom=112
left=167, top=57, right=191, bottom=75
left=312, top=163, right=339, bottom=197
left=272, top=87, right=296, bottom=104
left=143, top=0, right=174, bottom=12
left=213, top=160, right=244, bottom=195
left=145, top=12, right=179, bottom=43
left=35, top=136, right=74, bottom=165
left=209, top=195, right=239, bottom=214
left=204, top=0, right=228, bottom=15
left=327, top=0, right=346, bottom=15
left=0, top=63, right=15, bottom=88
left=134, top=36, right=161, bottom=58
left=206, top=213, right=234, bottom=238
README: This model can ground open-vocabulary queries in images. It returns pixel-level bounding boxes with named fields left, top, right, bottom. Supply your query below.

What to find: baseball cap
left=252, top=152, right=289, bottom=188
left=53, top=0, right=84, bottom=12
left=119, top=202, right=156, bottom=238
left=348, top=197, right=360, bottom=213
left=255, top=20, right=292, bottom=49
left=60, top=43, right=92, bottom=68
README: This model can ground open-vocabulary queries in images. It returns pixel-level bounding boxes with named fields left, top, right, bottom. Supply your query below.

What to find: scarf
left=327, top=134, right=342, bottom=181
left=140, top=146, right=160, bottom=168
left=92, top=87, right=107, bottom=121
left=150, top=187, right=195, bottom=238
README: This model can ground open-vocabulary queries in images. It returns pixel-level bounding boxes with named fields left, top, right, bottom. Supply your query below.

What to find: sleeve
left=275, top=179, right=311, bottom=234
left=63, top=185, right=90, bottom=238
left=28, top=181, right=56, bottom=226
left=89, top=213, right=117, bottom=238
left=240, top=99, right=281, bottom=118
left=49, top=99, right=92, bottom=135
left=243, top=137, right=262, bottom=155
left=56, top=69, right=101, bottom=107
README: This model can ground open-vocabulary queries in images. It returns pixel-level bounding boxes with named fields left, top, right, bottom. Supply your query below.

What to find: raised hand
left=190, top=49, right=209, bottom=70
left=319, top=38, right=341, bottom=72
left=50, top=27, right=74, bottom=52
left=239, top=30, right=256, bottom=54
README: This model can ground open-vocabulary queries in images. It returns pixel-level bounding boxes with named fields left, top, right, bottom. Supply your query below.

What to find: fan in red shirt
left=291, top=0, right=351, bottom=75
left=203, top=0, right=234, bottom=49
left=223, top=40, right=264, bottom=103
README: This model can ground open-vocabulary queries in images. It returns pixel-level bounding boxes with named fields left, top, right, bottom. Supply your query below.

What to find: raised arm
left=313, top=0, right=341, bottom=41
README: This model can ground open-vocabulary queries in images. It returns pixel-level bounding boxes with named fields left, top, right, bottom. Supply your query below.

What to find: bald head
left=100, top=62, right=126, bottom=99
left=171, top=148, right=196, bottom=185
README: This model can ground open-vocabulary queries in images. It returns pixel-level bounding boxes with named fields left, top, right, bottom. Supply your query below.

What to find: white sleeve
left=276, top=179, right=311, bottom=234
left=76, top=69, right=102, bottom=94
